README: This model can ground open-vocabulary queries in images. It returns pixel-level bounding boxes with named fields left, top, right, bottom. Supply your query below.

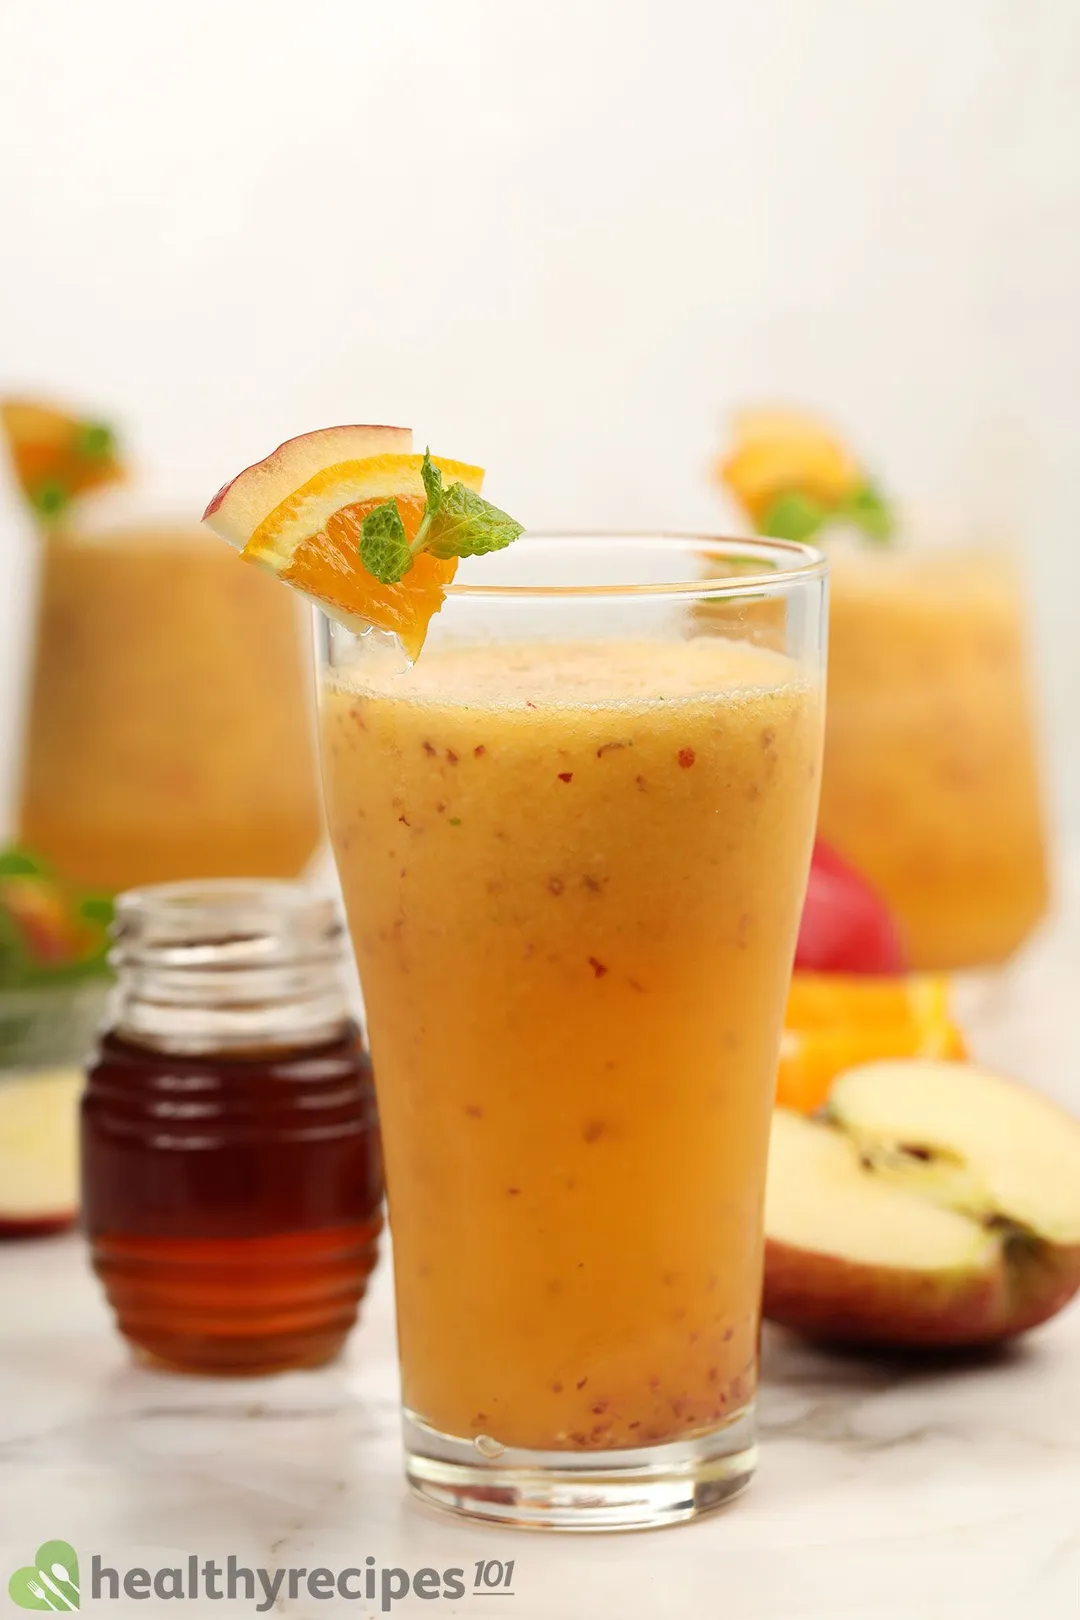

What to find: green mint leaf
left=760, top=490, right=827, bottom=543
left=0, top=847, right=52, bottom=878
left=77, top=419, right=116, bottom=460
left=31, top=480, right=69, bottom=519
left=841, top=480, right=894, bottom=544
left=359, top=499, right=412, bottom=584
left=78, top=893, right=115, bottom=927
left=424, top=482, right=525, bottom=560
left=420, top=448, right=443, bottom=516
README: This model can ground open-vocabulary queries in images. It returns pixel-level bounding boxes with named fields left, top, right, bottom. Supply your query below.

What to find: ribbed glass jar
left=81, top=880, right=382, bottom=1375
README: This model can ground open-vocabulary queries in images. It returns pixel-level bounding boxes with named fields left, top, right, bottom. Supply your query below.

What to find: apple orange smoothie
left=820, top=546, right=1048, bottom=969
left=201, top=420, right=828, bottom=1525
left=322, top=633, right=822, bottom=1452
left=713, top=407, right=1048, bottom=971
left=19, top=523, right=323, bottom=890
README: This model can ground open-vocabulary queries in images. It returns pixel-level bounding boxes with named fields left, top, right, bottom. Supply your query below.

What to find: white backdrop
left=1, top=0, right=1078, bottom=837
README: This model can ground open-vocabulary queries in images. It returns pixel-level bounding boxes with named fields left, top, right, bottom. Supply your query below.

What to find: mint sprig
left=420, top=446, right=443, bottom=514
left=358, top=448, right=524, bottom=585
left=359, top=500, right=411, bottom=584
left=76, top=420, right=116, bottom=460
left=31, top=481, right=70, bottom=520
left=760, top=491, right=828, bottom=543
left=838, top=480, right=894, bottom=543
left=759, top=478, right=895, bottom=547
left=425, top=482, right=526, bottom=559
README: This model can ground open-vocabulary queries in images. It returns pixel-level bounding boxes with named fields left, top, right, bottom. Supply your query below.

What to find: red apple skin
left=764, top=1236, right=1080, bottom=1349
left=763, top=1237, right=1007, bottom=1348
left=0, top=875, right=83, bottom=964
left=795, top=840, right=906, bottom=976
left=1000, top=1238, right=1080, bottom=1338
left=203, top=423, right=411, bottom=521
left=0, top=1209, right=77, bottom=1239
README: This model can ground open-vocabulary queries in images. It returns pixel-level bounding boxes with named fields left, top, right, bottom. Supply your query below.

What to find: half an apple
left=0, top=1068, right=82, bottom=1237
left=764, top=1059, right=1080, bottom=1348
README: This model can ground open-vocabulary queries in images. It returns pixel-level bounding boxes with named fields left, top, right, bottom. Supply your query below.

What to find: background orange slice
left=716, top=407, right=860, bottom=523
left=777, top=972, right=966, bottom=1114
left=1, top=398, right=123, bottom=518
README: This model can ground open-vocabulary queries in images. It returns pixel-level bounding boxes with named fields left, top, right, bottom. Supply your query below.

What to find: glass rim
left=441, top=532, right=827, bottom=599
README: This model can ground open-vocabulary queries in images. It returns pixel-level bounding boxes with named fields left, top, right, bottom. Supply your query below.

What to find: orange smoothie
left=321, top=635, right=821, bottom=1452
left=19, top=524, right=323, bottom=890
left=820, top=548, right=1048, bottom=969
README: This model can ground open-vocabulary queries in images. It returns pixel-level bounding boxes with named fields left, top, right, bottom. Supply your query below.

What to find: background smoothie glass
left=18, top=491, right=323, bottom=890
left=819, top=534, right=1048, bottom=970
left=319, top=534, right=826, bottom=1530
left=713, top=411, right=1049, bottom=971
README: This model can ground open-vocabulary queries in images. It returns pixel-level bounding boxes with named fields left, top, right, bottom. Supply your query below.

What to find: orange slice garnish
left=203, top=428, right=483, bottom=658
left=1, top=398, right=123, bottom=519
left=715, top=406, right=860, bottom=524
left=777, top=972, right=966, bottom=1114
left=274, top=491, right=458, bottom=659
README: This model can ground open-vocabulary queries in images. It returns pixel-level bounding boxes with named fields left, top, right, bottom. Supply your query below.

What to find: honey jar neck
left=108, top=879, right=356, bottom=1056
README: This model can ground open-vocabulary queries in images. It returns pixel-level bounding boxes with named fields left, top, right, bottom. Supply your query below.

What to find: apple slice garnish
left=0, top=1067, right=82, bottom=1237
left=764, top=1059, right=1080, bottom=1348
left=203, top=423, right=413, bottom=550
left=202, top=427, right=491, bottom=658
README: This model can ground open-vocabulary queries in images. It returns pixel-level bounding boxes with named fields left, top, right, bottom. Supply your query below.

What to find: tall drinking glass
left=318, top=535, right=826, bottom=1530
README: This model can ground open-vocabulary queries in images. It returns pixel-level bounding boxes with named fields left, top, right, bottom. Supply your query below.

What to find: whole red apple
left=795, top=839, right=905, bottom=976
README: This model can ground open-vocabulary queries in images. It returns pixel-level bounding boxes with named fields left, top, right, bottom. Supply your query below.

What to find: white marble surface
left=2, top=877, right=1079, bottom=1620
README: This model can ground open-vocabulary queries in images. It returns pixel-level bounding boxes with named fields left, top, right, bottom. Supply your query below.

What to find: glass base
left=403, top=1404, right=757, bottom=1532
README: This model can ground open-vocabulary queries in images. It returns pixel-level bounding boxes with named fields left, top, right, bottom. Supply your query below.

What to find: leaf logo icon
left=8, top=1541, right=80, bottom=1610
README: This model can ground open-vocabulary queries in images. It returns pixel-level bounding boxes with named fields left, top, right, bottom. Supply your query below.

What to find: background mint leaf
left=420, top=448, right=443, bottom=515
left=759, top=490, right=827, bottom=542
left=31, top=480, right=69, bottom=519
left=424, top=482, right=525, bottom=560
left=359, top=499, right=411, bottom=583
left=76, top=420, right=116, bottom=460
left=0, top=848, right=52, bottom=877
left=841, top=480, right=894, bottom=543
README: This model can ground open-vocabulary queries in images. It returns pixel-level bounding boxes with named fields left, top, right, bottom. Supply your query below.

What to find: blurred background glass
left=0, top=0, right=1077, bottom=865
left=18, top=491, right=322, bottom=891
left=819, top=528, right=1048, bottom=970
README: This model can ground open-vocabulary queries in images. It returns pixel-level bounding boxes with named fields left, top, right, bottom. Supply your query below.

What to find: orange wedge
left=203, top=427, right=484, bottom=658
left=715, top=406, right=859, bottom=524
left=777, top=972, right=966, bottom=1114
left=1, top=398, right=123, bottom=519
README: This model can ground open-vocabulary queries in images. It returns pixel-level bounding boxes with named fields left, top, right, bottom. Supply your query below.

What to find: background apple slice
left=0, top=1067, right=82, bottom=1237
left=764, top=1060, right=1080, bottom=1348
left=764, top=1108, right=1007, bottom=1347
left=203, top=423, right=412, bottom=548
left=828, top=1059, right=1080, bottom=1246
